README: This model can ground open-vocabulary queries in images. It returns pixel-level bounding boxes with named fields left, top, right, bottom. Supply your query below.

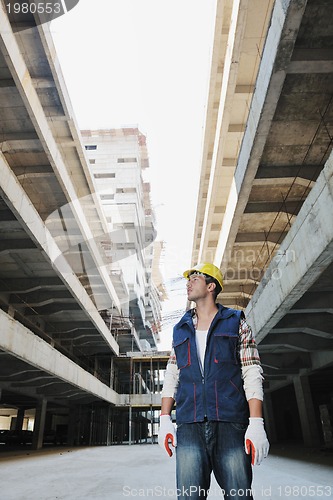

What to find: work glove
left=244, top=417, right=269, bottom=465
left=158, top=414, right=177, bottom=457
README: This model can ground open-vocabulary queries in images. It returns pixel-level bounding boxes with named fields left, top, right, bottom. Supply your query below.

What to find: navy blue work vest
left=173, top=304, right=249, bottom=424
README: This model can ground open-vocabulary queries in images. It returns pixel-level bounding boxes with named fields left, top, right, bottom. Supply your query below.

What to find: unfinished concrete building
left=191, top=0, right=333, bottom=447
left=81, top=127, right=162, bottom=353
left=1, top=0, right=333, bottom=454
left=0, top=5, right=164, bottom=449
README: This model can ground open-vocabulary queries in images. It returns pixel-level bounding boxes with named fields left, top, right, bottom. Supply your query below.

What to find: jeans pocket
left=230, top=422, right=248, bottom=432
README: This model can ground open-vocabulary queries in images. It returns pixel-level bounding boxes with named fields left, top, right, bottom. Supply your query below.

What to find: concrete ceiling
left=0, top=9, right=135, bottom=409
left=191, top=0, right=333, bottom=393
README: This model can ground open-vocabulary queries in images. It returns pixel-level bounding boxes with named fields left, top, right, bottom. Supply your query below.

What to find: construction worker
left=158, top=263, right=269, bottom=499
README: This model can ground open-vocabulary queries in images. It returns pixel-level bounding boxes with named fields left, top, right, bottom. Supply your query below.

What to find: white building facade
left=82, top=128, right=161, bottom=351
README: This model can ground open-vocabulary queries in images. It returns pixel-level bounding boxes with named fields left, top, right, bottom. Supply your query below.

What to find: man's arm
left=161, top=396, right=175, bottom=416
left=248, top=397, right=263, bottom=418
left=238, top=317, right=269, bottom=465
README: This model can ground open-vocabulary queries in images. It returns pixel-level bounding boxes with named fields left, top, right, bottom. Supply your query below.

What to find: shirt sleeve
left=242, top=364, right=264, bottom=401
left=238, top=317, right=261, bottom=367
left=238, top=318, right=264, bottom=401
left=161, top=348, right=179, bottom=399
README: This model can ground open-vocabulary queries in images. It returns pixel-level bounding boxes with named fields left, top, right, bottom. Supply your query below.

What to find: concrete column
left=15, top=408, right=25, bottom=431
left=94, top=357, right=98, bottom=378
left=67, top=405, right=79, bottom=446
left=263, top=392, right=278, bottom=444
left=32, top=399, right=47, bottom=449
left=293, top=375, right=321, bottom=447
left=7, top=305, right=15, bottom=317
left=106, top=405, right=112, bottom=446
left=110, top=357, right=114, bottom=389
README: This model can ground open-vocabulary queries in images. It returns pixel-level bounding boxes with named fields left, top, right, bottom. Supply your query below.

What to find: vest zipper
left=202, top=310, right=219, bottom=419
left=202, top=377, right=207, bottom=418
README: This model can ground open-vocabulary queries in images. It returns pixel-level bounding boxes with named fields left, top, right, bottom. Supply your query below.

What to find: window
left=94, top=173, right=116, bottom=179
left=116, top=242, right=136, bottom=250
left=117, top=157, right=137, bottom=163
left=89, top=159, right=96, bottom=164
left=100, top=194, right=114, bottom=200
left=116, top=187, right=136, bottom=193
left=85, top=145, right=97, bottom=150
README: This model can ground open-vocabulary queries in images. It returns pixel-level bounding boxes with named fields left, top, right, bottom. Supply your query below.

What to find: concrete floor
left=0, top=443, right=332, bottom=499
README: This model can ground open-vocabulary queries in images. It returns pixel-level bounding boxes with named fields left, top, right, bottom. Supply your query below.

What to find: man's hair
left=203, top=274, right=222, bottom=301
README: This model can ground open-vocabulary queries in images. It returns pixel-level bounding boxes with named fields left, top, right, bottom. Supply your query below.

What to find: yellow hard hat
left=183, top=262, right=223, bottom=290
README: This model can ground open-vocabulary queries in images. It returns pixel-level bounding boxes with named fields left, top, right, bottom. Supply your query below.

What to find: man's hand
left=158, top=414, right=177, bottom=457
left=244, top=417, right=269, bottom=465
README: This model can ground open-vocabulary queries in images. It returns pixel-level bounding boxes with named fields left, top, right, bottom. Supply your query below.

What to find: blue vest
left=173, top=304, right=249, bottom=424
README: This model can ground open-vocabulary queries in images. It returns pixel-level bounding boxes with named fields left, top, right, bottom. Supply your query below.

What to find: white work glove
left=158, top=415, right=177, bottom=457
left=244, top=417, right=269, bottom=465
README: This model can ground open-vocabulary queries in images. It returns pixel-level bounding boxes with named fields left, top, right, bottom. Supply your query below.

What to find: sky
left=50, top=0, right=217, bottom=348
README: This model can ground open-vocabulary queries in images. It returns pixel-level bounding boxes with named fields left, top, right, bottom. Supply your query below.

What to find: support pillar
left=15, top=408, right=25, bottom=431
left=32, top=398, right=47, bottom=449
left=67, top=404, right=79, bottom=446
left=107, top=405, right=112, bottom=446
left=110, top=357, right=114, bottom=389
left=293, top=375, right=321, bottom=447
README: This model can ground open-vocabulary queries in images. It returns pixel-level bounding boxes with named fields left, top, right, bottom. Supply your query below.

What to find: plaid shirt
left=238, top=317, right=261, bottom=367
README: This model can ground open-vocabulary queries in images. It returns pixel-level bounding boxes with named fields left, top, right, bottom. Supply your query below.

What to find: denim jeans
left=176, top=421, right=253, bottom=500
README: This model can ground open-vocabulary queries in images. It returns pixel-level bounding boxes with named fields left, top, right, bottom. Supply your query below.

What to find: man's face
left=186, top=273, right=209, bottom=302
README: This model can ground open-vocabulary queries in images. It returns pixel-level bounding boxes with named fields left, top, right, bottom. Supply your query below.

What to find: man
left=158, top=263, right=269, bottom=500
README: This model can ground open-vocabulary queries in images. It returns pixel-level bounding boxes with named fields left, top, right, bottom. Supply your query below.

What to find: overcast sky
left=51, top=0, right=216, bottom=347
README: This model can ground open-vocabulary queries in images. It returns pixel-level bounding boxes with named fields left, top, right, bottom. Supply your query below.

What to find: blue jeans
left=176, top=421, right=253, bottom=499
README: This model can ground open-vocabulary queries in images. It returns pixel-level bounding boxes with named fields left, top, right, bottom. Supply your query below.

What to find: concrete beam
left=291, top=291, right=333, bottom=311
left=117, top=393, right=161, bottom=408
left=9, top=290, right=74, bottom=307
left=235, top=232, right=288, bottom=243
left=256, top=164, right=321, bottom=181
left=0, top=7, right=121, bottom=314
left=287, top=60, right=333, bottom=74
left=31, top=77, right=56, bottom=89
left=14, top=165, right=53, bottom=176
left=0, top=132, right=39, bottom=141
left=246, top=150, right=333, bottom=342
left=235, top=85, right=255, bottom=94
left=244, top=200, right=301, bottom=214
left=274, top=313, right=333, bottom=336
left=0, top=78, right=15, bottom=87
left=198, top=0, right=251, bottom=261
left=311, top=351, right=333, bottom=371
left=214, top=0, right=308, bottom=268
left=0, top=240, right=37, bottom=253
left=0, top=139, right=43, bottom=153
left=253, top=177, right=315, bottom=188
left=0, top=277, right=66, bottom=293
left=0, top=152, right=119, bottom=355
left=23, top=303, right=79, bottom=316
left=260, top=333, right=333, bottom=352
left=271, top=327, right=333, bottom=340
left=260, top=352, right=311, bottom=371
left=0, top=308, right=119, bottom=405
left=46, top=322, right=97, bottom=334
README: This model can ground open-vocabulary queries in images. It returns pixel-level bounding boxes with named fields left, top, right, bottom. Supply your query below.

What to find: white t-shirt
left=195, top=329, right=208, bottom=373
